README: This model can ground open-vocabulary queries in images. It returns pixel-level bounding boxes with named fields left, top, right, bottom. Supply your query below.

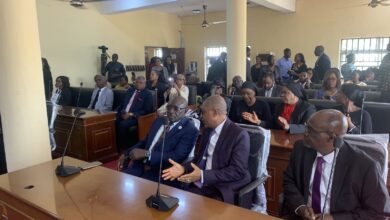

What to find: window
left=340, top=37, right=390, bottom=71
left=154, top=48, right=163, bottom=58
left=204, top=46, right=227, bottom=79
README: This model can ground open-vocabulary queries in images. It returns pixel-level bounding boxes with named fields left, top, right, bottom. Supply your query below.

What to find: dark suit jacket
left=117, top=88, right=153, bottom=118
left=273, top=100, right=316, bottom=134
left=184, top=119, right=251, bottom=205
left=146, top=81, right=168, bottom=108
left=57, top=88, right=72, bottom=106
left=124, top=117, right=198, bottom=178
left=313, top=53, right=331, bottom=83
left=284, top=141, right=390, bottom=220
left=258, top=84, right=283, bottom=98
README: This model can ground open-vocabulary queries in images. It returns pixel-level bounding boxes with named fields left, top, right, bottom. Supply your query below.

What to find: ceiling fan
left=201, top=5, right=226, bottom=28
left=69, top=0, right=111, bottom=8
left=367, top=0, right=390, bottom=7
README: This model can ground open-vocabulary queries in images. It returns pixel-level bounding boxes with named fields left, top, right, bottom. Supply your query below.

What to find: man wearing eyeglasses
left=118, top=96, right=198, bottom=185
left=283, top=109, right=389, bottom=220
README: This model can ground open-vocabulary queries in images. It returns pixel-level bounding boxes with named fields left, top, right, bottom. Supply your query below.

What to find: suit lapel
left=211, top=119, right=230, bottom=169
left=165, top=118, right=187, bottom=140
left=329, top=144, right=350, bottom=211
left=145, top=118, right=164, bottom=150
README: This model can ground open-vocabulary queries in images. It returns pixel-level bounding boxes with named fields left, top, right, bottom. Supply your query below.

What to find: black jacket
left=313, top=53, right=331, bottom=83
left=283, top=141, right=390, bottom=219
left=273, top=100, right=316, bottom=134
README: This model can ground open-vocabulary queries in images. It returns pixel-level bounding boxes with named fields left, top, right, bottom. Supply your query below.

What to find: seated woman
left=273, top=83, right=316, bottom=134
left=336, top=84, right=372, bottom=134
left=114, top=75, right=131, bottom=90
left=314, top=68, right=341, bottom=101
left=229, top=81, right=272, bottom=128
left=51, top=76, right=72, bottom=106
left=227, top=75, right=243, bottom=96
left=289, top=53, right=308, bottom=80
left=146, top=70, right=168, bottom=108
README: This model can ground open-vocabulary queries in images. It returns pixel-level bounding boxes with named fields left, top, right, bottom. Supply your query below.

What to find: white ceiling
left=94, top=0, right=295, bottom=15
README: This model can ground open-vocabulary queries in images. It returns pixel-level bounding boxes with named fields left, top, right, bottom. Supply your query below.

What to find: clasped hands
left=162, top=159, right=201, bottom=183
left=121, top=112, right=134, bottom=120
left=117, top=148, right=148, bottom=171
left=298, top=206, right=333, bottom=220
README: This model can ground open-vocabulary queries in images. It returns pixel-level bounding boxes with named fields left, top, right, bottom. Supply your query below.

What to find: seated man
left=283, top=109, right=390, bottom=220
left=116, top=76, right=153, bottom=150
left=118, top=96, right=198, bottom=184
left=258, top=73, right=282, bottom=98
left=88, top=75, right=114, bottom=112
left=162, top=95, right=251, bottom=208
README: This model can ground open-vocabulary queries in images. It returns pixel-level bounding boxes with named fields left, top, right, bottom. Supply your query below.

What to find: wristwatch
left=145, top=151, right=151, bottom=158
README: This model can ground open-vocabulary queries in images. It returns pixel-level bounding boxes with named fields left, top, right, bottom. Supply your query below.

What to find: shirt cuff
left=201, top=170, right=204, bottom=184
left=295, top=204, right=306, bottom=215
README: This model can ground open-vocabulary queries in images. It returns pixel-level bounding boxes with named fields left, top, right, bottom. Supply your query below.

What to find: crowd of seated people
left=41, top=44, right=390, bottom=216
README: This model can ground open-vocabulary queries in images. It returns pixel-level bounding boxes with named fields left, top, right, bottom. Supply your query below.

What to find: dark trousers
left=186, top=184, right=223, bottom=202
left=116, top=117, right=137, bottom=151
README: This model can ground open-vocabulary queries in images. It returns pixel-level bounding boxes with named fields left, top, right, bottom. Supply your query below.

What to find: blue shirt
left=341, top=63, right=356, bottom=80
left=277, top=57, right=293, bottom=83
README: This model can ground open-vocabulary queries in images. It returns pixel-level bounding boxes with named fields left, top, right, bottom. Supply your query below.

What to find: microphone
left=320, top=137, right=342, bottom=220
left=146, top=116, right=179, bottom=211
left=359, top=95, right=365, bottom=134
left=55, top=82, right=84, bottom=177
left=73, top=82, right=85, bottom=116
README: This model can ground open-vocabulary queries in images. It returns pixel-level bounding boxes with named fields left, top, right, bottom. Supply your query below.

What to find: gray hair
left=135, top=76, right=146, bottom=82
left=201, top=95, right=227, bottom=115
left=94, top=74, right=107, bottom=82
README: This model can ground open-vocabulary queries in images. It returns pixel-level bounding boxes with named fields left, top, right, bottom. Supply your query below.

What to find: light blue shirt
left=277, top=57, right=293, bottom=83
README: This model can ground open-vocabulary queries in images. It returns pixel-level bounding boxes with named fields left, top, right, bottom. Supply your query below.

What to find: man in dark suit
left=162, top=95, right=251, bottom=208
left=118, top=96, right=198, bottom=184
left=258, top=72, right=282, bottom=98
left=283, top=109, right=390, bottom=220
left=116, top=76, right=153, bottom=150
left=313, top=45, right=331, bottom=83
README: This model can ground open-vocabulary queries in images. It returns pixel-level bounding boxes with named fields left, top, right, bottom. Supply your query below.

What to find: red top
left=281, top=103, right=296, bottom=123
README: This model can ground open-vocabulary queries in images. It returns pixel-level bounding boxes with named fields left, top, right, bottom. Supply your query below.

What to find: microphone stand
left=320, top=147, right=339, bottom=220
left=55, top=82, right=84, bottom=177
left=146, top=118, right=179, bottom=211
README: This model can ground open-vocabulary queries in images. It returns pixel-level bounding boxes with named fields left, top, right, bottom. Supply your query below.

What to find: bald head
left=201, top=95, right=227, bottom=115
left=304, top=109, right=347, bottom=154
left=201, top=95, right=227, bottom=129
left=308, top=109, right=348, bottom=136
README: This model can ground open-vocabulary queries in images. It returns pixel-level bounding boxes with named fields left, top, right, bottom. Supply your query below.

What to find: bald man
left=283, top=109, right=390, bottom=220
left=162, top=95, right=251, bottom=208
left=88, top=75, right=113, bottom=112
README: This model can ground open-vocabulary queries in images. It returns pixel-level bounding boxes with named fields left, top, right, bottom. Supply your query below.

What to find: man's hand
left=277, top=116, right=290, bottom=130
left=162, top=159, right=185, bottom=181
left=121, top=112, right=133, bottom=120
left=242, top=111, right=261, bottom=125
left=178, top=163, right=201, bottom=183
left=297, top=206, right=316, bottom=220
left=129, top=148, right=148, bottom=161
left=117, top=154, right=132, bottom=171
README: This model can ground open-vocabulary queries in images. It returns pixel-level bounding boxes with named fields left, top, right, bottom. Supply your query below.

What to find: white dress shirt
left=147, top=121, right=179, bottom=160
left=200, top=118, right=227, bottom=183
left=125, top=89, right=138, bottom=112
left=265, top=85, right=274, bottom=98
left=307, top=151, right=337, bottom=214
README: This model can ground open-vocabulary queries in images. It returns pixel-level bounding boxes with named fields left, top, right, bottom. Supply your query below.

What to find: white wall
left=37, top=0, right=181, bottom=87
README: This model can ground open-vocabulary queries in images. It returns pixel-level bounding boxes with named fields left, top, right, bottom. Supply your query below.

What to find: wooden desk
left=0, top=157, right=279, bottom=220
left=54, top=107, right=117, bottom=163
left=265, top=130, right=303, bottom=216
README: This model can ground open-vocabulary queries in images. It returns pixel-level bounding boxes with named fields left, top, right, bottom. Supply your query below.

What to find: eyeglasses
left=167, top=104, right=186, bottom=111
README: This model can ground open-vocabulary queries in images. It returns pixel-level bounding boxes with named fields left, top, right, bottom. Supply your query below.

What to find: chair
left=344, top=134, right=389, bottom=183
left=235, top=123, right=271, bottom=211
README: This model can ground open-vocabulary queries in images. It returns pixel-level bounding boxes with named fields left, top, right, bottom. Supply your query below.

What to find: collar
left=97, top=86, right=106, bottom=91
left=266, top=85, right=274, bottom=91
left=214, top=118, right=227, bottom=136
left=316, top=151, right=335, bottom=164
